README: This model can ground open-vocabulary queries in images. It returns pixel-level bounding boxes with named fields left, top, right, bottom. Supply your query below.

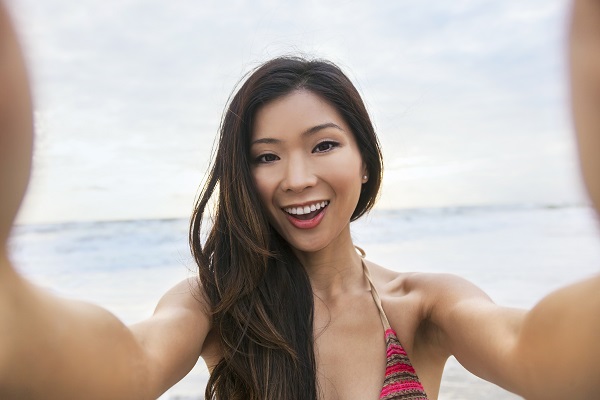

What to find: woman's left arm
left=417, top=273, right=527, bottom=393
left=515, top=275, right=600, bottom=399
left=421, top=273, right=600, bottom=399
left=428, top=1, right=600, bottom=398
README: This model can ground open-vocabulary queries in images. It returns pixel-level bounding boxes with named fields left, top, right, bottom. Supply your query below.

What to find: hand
left=0, top=1, right=34, bottom=256
left=570, top=0, right=600, bottom=211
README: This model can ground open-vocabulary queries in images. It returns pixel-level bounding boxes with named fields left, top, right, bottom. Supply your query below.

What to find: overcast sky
left=8, top=0, right=587, bottom=224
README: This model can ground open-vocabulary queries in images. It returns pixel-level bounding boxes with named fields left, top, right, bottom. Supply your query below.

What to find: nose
left=280, top=154, right=317, bottom=193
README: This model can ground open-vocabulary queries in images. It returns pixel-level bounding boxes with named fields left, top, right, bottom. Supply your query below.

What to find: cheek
left=252, top=169, right=276, bottom=209
left=251, top=170, right=287, bottom=236
left=326, top=151, right=363, bottom=186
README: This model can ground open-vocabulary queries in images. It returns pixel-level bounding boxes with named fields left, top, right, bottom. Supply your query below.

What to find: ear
left=361, top=163, right=368, bottom=184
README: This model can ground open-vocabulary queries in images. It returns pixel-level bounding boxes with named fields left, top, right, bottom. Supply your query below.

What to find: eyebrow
left=251, top=122, right=345, bottom=146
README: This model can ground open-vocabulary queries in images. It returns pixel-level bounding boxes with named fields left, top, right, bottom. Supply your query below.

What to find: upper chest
left=201, top=275, right=439, bottom=399
left=313, top=291, right=389, bottom=400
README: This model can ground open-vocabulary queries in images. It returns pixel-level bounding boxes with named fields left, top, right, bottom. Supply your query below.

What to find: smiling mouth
left=283, top=201, right=329, bottom=221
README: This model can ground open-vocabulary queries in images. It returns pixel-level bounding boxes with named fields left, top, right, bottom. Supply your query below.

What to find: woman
left=1, top=1, right=599, bottom=399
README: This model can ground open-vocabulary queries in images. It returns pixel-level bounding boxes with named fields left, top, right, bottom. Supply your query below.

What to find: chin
left=284, top=234, right=332, bottom=255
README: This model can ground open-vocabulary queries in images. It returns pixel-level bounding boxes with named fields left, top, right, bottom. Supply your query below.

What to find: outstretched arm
left=0, top=1, right=32, bottom=251
left=1, top=274, right=209, bottom=399
left=1, top=276, right=151, bottom=399
left=0, top=3, right=210, bottom=398
left=423, top=272, right=599, bottom=400
left=429, top=3, right=600, bottom=397
left=571, top=0, right=600, bottom=211
left=516, top=275, right=600, bottom=399
left=513, top=0, right=600, bottom=397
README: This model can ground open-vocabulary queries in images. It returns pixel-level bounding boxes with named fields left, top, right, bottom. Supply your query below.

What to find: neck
left=294, top=228, right=366, bottom=299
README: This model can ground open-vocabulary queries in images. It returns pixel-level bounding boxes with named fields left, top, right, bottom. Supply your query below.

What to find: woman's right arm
left=0, top=3, right=211, bottom=398
left=0, top=270, right=210, bottom=400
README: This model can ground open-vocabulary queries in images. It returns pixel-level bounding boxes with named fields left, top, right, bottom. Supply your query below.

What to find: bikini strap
left=360, top=257, right=392, bottom=331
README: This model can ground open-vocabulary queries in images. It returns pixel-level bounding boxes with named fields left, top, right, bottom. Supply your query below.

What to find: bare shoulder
left=129, top=277, right=213, bottom=397
left=362, top=261, right=436, bottom=344
left=366, top=260, right=489, bottom=307
left=363, top=261, right=477, bottom=393
left=136, top=276, right=213, bottom=344
left=365, top=261, right=494, bottom=347
left=154, top=276, right=211, bottom=320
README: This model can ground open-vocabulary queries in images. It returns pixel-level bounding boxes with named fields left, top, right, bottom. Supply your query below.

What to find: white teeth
left=283, top=201, right=329, bottom=216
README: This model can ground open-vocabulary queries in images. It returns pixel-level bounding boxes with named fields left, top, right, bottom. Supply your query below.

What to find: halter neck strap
left=360, top=254, right=392, bottom=331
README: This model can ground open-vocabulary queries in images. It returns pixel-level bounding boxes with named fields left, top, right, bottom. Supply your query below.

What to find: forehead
left=252, top=89, right=350, bottom=140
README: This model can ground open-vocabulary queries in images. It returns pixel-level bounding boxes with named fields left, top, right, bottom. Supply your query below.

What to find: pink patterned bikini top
left=362, top=260, right=429, bottom=400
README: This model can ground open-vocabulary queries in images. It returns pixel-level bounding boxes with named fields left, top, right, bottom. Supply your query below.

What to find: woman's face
left=250, top=89, right=366, bottom=253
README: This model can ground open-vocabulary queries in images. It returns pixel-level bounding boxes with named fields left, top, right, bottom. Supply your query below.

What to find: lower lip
left=285, top=206, right=328, bottom=229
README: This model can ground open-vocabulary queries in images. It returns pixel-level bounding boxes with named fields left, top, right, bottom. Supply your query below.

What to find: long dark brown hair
left=190, top=57, right=383, bottom=400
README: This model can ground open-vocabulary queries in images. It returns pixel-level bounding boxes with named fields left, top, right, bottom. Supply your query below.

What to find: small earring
left=362, top=175, right=368, bottom=182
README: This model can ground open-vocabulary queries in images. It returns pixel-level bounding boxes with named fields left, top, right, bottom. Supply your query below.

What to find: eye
left=255, top=153, right=279, bottom=164
left=313, top=141, right=339, bottom=153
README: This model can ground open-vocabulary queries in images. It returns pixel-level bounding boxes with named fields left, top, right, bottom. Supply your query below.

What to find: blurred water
left=9, top=205, right=600, bottom=399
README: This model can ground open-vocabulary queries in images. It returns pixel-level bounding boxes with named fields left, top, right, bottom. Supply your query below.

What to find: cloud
left=10, top=0, right=581, bottom=223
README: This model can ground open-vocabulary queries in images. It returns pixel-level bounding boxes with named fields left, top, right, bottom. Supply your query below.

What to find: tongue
left=294, top=208, right=322, bottom=220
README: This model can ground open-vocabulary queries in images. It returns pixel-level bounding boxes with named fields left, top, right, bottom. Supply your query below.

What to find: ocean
left=9, top=205, right=600, bottom=399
